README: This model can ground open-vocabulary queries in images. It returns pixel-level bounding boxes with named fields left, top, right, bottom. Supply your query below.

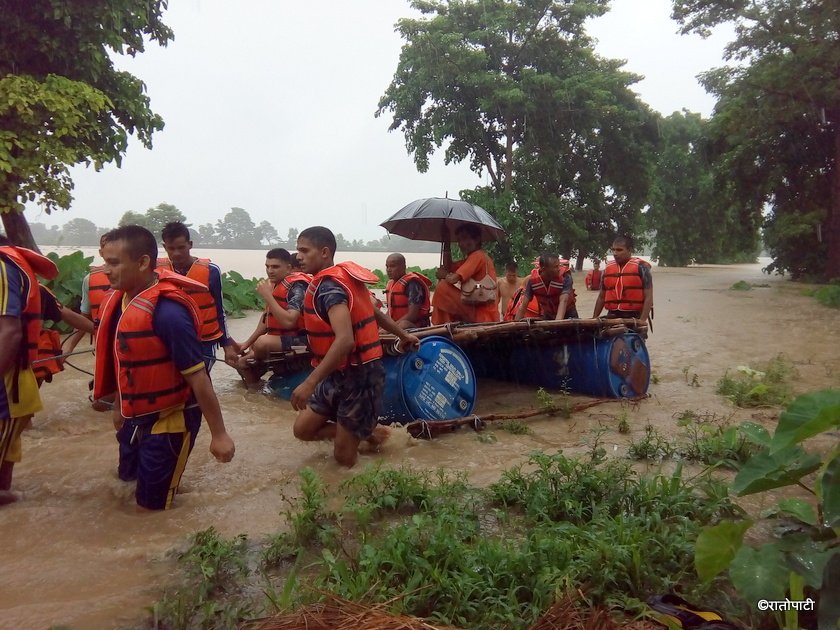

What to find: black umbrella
left=380, top=197, right=507, bottom=244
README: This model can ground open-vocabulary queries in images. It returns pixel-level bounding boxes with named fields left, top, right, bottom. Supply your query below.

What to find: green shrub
left=220, top=270, right=261, bottom=317
left=716, top=355, right=795, bottom=407
left=813, top=284, right=840, bottom=309
left=730, top=280, right=752, bottom=291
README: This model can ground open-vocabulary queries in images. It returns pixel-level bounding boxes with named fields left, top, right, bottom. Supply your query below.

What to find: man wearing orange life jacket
left=233, top=248, right=311, bottom=386
left=0, top=235, right=58, bottom=506
left=593, top=235, right=653, bottom=323
left=93, top=225, right=234, bottom=511
left=159, top=222, right=236, bottom=370
left=515, top=253, right=578, bottom=321
left=585, top=259, right=603, bottom=291
left=291, top=226, right=420, bottom=467
left=62, top=236, right=108, bottom=354
left=384, top=253, right=431, bottom=329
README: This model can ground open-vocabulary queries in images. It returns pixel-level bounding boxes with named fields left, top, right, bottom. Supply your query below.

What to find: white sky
left=30, top=0, right=733, bottom=240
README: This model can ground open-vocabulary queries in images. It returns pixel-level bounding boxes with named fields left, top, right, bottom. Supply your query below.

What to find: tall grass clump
left=716, top=355, right=795, bottom=407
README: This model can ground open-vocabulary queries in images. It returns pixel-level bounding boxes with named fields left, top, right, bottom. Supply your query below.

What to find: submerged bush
left=717, top=355, right=795, bottom=407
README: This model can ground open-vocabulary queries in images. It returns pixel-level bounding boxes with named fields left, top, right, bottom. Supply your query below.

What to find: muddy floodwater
left=2, top=263, right=838, bottom=628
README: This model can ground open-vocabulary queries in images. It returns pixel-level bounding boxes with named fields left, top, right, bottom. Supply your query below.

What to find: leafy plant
left=498, top=420, right=533, bottom=435
left=675, top=410, right=756, bottom=468
left=627, top=424, right=675, bottom=461
left=717, top=356, right=795, bottom=408
left=616, top=409, right=631, bottom=434
left=694, top=390, right=840, bottom=628
left=813, top=284, right=840, bottom=309
left=220, top=270, right=261, bottom=317
left=730, top=280, right=752, bottom=291
left=43, top=251, right=93, bottom=329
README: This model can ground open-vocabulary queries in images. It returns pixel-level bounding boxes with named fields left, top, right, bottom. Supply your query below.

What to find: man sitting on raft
left=514, top=252, right=578, bottom=321
left=384, top=253, right=431, bottom=329
left=231, top=248, right=311, bottom=387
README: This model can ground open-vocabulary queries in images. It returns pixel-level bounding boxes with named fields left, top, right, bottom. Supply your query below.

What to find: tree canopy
left=673, top=0, right=840, bottom=279
left=378, top=0, right=657, bottom=266
left=0, top=0, right=172, bottom=246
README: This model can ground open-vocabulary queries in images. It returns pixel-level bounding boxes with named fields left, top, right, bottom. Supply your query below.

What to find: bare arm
left=183, top=369, right=235, bottom=462
left=256, top=279, right=301, bottom=329
left=239, top=319, right=268, bottom=354
left=640, top=287, right=653, bottom=323
left=60, top=307, right=95, bottom=334
left=375, top=309, right=420, bottom=348
left=593, top=288, right=606, bottom=318
left=396, top=303, right=422, bottom=329
left=0, top=316, right=22, bottom=376
left=554, top=294, right=570, bottom=321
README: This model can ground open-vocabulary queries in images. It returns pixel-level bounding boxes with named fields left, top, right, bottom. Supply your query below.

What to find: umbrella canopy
left=380, top=197, right=506, bottom=243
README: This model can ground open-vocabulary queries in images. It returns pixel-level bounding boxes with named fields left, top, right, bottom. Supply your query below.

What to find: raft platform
left=263, top=318, right=650, bottom=423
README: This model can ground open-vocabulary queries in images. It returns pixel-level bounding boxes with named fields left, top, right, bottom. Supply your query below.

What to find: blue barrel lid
left=391, top=335, right=477, bottom=421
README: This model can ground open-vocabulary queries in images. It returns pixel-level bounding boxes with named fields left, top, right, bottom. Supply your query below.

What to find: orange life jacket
left=266, top=272, right=311, bottom=337
left=93, top=270, right=204, bottom=418
left=0, top=246, right=57, bottom=368
left=157, top=257, right=222, bottom=342
left=87, top=266, right=112, bottom=324
left=585, top=268, right=603, bottom=291
left=527, top=263, right=577, bottom=318
left=502, top=286, right=540, bottom=321
left=385, top=272, right=431, bottom=325
left=33, top=329, right=64, bottom=381
left=303, top=262, right=383, bottom=370
left=603, top=257, right=650, bottom=312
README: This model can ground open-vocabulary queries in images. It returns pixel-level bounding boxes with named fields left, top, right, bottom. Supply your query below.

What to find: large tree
left=0, top=0, right=172, bottom=248
left=377, top=0, right=656, bottom=265
left=673, top=0, right=840, bottom=279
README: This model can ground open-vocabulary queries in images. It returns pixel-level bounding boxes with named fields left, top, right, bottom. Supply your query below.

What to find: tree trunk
left=504, top=113, right=513, bottom=193
left=1, top=211, right=39, bottom=251
left=827, top=119, right=840, bottom=280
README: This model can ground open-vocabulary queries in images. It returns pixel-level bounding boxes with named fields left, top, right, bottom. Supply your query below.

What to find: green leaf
left=732, top=446, right=822, bottom=496
left=729, top=544, right=787, bottom=606
left=771, top=390, right=840, bottom=453
left=694, top=520, right=752, bottom=583
left=818, top=552, right=840, bottom=630
left=784, top=539, right=837, bottom=590
left=738, top=421, right=772, bottom=447
left=761, top=498, right=818, bottom=526
left=819, top=450, right=840, bottom=527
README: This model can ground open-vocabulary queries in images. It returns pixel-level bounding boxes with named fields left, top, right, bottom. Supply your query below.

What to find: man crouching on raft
left=291, top=226, right=420, bottom=467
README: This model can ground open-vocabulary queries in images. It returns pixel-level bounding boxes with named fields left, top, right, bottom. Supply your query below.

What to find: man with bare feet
left=291, top=227, right=420, bottom=467
left=232, top=248, right=310, bottom=387
left=0, top=235, right=58, bottom=505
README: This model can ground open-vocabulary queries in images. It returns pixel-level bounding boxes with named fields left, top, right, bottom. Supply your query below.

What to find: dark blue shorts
left=116, top=406, right=202, bottom=510
left=308, top=361, right=385, bottom=440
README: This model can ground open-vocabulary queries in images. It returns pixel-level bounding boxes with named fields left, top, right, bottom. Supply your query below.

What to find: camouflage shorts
left=308, top=361, right=386, bottom=440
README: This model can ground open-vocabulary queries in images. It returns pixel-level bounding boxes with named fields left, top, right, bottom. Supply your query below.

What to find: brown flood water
left=2, top=264, right=839, bottom=628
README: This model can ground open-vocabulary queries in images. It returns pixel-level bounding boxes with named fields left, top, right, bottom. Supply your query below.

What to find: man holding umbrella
left=380, top=198, right=505, bottom=326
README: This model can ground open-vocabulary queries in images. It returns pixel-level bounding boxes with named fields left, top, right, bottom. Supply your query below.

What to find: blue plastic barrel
left=502, top=332, right=650, bottom=398
left=380, top=336, right=477, bottom=423
left=266, top=368, right=313, bottom=400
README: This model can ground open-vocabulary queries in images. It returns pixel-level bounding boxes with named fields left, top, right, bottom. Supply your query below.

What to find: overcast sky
left=31, top=0, right=733, bottom=241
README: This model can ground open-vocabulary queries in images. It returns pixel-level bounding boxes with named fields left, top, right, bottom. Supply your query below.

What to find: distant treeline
left=30, top=203, right=440, bottom=253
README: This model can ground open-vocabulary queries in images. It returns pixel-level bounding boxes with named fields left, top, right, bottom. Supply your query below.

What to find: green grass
left=674, top=410, right=756, bottom=468
left=145, top=456, right=743, bottom=629
left=813, top=284, right=840, bottom=308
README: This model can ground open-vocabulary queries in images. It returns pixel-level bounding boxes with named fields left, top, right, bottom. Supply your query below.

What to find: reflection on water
left=2, top=262, right=838, bottom=627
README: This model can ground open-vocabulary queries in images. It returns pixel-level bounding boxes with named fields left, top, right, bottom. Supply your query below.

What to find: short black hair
left=505, top=261, right=518, bottom=272
left=613, top=235, right=634, bottom=250
left=298, top=226, right=336, bottom=256
left=538, top=252, right=559, bottom=268
left=267, top=248, right=293, bottom=263
left=102, top=225, right=158, bottom=263
left=161, top=221, right=191, bottom=242
left=454, top=223, right=482, bottom=244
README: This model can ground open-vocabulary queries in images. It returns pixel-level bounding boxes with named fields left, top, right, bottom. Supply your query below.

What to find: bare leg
left=0, top=461, right=18, bottom=505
